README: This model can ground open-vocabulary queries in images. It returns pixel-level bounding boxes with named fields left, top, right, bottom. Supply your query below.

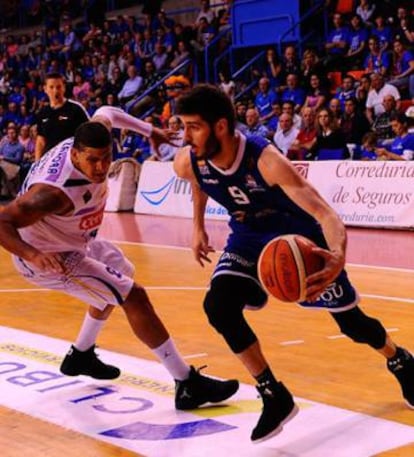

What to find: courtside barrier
left=132, top=160, right=414, bottom=229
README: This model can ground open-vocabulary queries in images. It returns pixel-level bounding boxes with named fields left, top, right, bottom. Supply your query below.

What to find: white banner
left=294, top=161, right=414, bottom=228
left=133, top=161, right=414, bottom=229
left=134, top=161, right=228, bottom=220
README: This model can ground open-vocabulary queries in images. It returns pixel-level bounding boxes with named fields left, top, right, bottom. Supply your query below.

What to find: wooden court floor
left=1, top=213, right=414, bottom=456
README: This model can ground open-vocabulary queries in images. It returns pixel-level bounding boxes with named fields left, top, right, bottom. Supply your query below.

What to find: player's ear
left=71, top=147, right=80, bottom=165
left=214, top=118, right=228, bottom=136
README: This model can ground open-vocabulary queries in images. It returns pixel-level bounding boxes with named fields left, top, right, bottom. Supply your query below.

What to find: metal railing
left=125, top=58, right=192, bottom=116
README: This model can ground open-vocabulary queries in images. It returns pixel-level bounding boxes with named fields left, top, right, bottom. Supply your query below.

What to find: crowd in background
left=0, top=0, right=414, bottom=198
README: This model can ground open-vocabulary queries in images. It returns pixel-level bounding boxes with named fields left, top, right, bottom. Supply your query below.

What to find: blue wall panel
left=232, top=0, right=300, bottom=47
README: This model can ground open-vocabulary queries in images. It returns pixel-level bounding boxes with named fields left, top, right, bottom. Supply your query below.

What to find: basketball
left=258, top=234, right=325, bottom=302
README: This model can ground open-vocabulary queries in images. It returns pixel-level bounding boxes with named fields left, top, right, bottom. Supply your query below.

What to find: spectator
left=288, top=107, right=317, bottom=160
left=371, top=13, right=393, bottom=53
left=356, top=73, right=371, bottom=111
left=149, top=115, right=184, bottom=161
left=399, top=13, right=414, bottom=46
left=117, top=129, right=149, bottom=162
left=363, top=36, right=391, bottom=77
left=218, top=70, right=236, bottom=102
left=279, top=73, right=306, bottom=113
left=0, top=124, right=24, bottom=198
left=340, top=97, right=371, bottom=151
left=302, top=73, right=328, bottom=113
left=254, top=77, right=278, bottom=125
left=108, top=66, right=125, bottom=96
left=190, top=16, right=215, bottom=53
left=117, top=65, right=143, bottom=106
left=371, top=94, right=400, bottom=142
left=244, top=108, right=270, bottom=139
left=72, top=72, right=92, bottom=101
left=356, top=0, right=376, bottom=27
left=152, top=43, right=169, bottom=74
left=329, top=98, right=342, bottom=122
left=261, top=47, right=283, bottom=89
left=273, top=113, right=300, bottom=156
left=313, top=108, right=349, bottom=160
left=266, top=100, right=281, bottom=137
left=375, top=113, right=414, bottom=160
left=18, top=123, right=36, bottom=181
left=359, top=131, right=379, bottom=160
left=299, top=48, right=328, bottom=92
left=129, top=61, right=165, bottom=117
left=280, top=45, right=300, bottom=81
left=235, top=101, right=248, bottom=133
left=334, top=74, right=357, bottom=110
left=194, top=0, right=215, bottom=26
left=280, top=100, right=302, bottom=130
left=345, top=14, right=369, bottom=70
left=60, top=24, right=81, bottom=59
left=366, top=72, right=401, bottom=124
left=394, top=7, right=413, bottom=47
left=388, top=39, right=414, bottom=99
left=169, top=40, right=191, bottom=75
left=322, top=13, right=349, bottom=71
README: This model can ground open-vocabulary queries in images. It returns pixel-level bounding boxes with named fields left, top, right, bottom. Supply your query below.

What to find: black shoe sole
left=60, top=366, right=121, bottom=380
left=251, top=403, right=299, bottom=443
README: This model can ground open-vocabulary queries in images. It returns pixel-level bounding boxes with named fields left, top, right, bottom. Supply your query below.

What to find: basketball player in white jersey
left=0, top=106, right=239, bottom=410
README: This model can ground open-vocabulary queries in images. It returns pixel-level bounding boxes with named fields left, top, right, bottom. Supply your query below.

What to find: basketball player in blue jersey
left=173, top=84, right=414, bottom=442
left=0, top=106, right=239, bottom=411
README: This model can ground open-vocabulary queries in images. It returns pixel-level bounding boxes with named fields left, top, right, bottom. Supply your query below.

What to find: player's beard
left=200, top=131, right=221, bottom=160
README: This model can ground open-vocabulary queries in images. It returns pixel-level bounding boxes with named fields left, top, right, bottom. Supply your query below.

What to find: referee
left=35, top=72, right=90, bottom=161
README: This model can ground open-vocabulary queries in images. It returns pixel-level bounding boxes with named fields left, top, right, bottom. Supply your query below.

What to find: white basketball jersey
left=18, top=138, right=108, bottom=253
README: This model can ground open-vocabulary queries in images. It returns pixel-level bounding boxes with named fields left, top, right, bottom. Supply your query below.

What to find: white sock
left=93, top=106, right=153, bottom=137
left=74, top=313, right=105, bottom=351
left=152, top=338, right=191, bottom=381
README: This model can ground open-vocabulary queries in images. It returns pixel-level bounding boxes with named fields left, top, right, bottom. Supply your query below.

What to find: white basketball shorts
left=12, top=239, right=135, bottom=310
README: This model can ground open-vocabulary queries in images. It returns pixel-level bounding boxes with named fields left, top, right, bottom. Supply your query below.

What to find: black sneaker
left=175, top=365, right=239, bottom=410
left=387, top=347, right=414, bottom=409
left=60, top=345, right=121, bottom=380
left=251, top=381, right=299, bottom=442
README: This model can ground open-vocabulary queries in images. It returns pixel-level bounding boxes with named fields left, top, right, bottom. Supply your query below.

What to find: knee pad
left=203, top=275, right=260, bottom=353
left=331, top=307, right=386, bottom=349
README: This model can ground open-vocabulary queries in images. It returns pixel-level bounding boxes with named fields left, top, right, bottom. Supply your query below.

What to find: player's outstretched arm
left=92, top=106, right=176, bottom=148
left=0, top=184, right=72, bottom=272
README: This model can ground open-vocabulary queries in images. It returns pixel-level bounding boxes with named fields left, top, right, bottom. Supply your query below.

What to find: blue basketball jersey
left=191, top=134, right=319, bottom=237
left=190, top=133, right=358, bottom=312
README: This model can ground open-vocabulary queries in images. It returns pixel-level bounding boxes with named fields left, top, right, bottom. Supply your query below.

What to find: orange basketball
left=258, top=234, right=325, bottom=302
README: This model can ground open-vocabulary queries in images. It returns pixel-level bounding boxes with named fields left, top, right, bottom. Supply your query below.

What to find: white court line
left=280, top=340, right=305, bottom=346
left=1, top=287, right=414, bottom=306
left=182, top=352, right=208, bottom=359
left=361, top=294, right=414, bottom=304
left=328, top=327, right=399, bottom=341
left=111, top=239, right=414, bottom=274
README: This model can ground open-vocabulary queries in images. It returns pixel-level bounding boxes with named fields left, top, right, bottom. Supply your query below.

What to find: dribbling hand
left=192, top=229, right=215, bottom=267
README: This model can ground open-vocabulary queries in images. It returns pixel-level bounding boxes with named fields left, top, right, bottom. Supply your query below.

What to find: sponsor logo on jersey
left=197, top=160, right=210, bottom=175
left=202, top=178, right=219, bottom=185
left=79, top=207, right=104, bottom=230
left=245, top=174, right=265, bottom=193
